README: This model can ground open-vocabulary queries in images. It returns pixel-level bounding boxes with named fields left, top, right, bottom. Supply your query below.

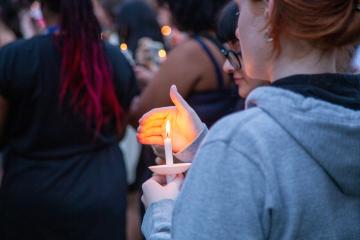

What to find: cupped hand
left=137, top=85, right=203, bottom=153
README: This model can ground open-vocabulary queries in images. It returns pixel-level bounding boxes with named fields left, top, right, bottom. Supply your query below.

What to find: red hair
left=49, top=0, right=123, bottom=134
left=266, top=0, right=360, bottom=52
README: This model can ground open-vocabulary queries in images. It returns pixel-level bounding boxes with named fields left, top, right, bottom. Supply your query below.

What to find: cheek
left=233, top=69, right=244, bottom=79
left=237, top=15, right=255, bottom=73
left=237, top=12, right=270, bottom=80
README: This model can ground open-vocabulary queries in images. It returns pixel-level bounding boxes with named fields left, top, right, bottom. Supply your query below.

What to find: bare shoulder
left=166, top=39, right=205, bottom=63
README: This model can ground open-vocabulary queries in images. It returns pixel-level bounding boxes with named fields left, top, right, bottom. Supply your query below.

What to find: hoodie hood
left=246, top=76, right=360, bottom=196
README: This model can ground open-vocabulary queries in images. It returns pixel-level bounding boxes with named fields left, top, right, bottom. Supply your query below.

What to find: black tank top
left=186, top=35, right=240, bottom=127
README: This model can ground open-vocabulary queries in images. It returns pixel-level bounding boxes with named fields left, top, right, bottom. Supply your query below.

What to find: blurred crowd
left=1, top=0, right=358, bottom=71
left=0, top=0, right=359, bottom=240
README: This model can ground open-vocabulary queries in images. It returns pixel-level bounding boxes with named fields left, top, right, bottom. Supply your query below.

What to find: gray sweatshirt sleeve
left=142, top=200, right=175, bottom=240
left=142, top=138, right=269, bottom=240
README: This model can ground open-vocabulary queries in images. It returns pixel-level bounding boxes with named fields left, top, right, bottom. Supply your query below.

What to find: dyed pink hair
left=49, top=0, right=123, bottom=134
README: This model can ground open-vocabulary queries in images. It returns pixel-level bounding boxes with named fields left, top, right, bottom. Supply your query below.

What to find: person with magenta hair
left=0, top=0, right=138, bottom=239
left=137, top=0, right=360, bottom=239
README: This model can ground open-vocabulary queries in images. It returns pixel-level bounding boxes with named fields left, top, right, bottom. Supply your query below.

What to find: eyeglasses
left=221, top=48, right=242, bottom=70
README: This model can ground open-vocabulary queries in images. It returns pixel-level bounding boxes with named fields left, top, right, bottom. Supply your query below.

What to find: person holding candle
left=0, top=0, right=138, bottom=239
left=139, top=1, right=267, bottom=152
left=130, top=0, right=238, bottom=128
left=138, top=0, right=360, bottom=239
left=131, top=0, right=240, bottom=228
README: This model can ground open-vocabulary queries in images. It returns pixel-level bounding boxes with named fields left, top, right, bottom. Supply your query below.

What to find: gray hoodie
left=142, top=85, right=360, bottom=239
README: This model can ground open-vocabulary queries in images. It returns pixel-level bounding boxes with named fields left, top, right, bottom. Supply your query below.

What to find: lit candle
left=164, top=120, right=174, bottom=166
left=164, top=120, right=174, bottom=183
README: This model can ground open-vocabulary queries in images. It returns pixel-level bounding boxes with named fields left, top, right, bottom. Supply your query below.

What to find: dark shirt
left=0, top=34, right=138, bottom=158
left=0, top=35, right=138, bottom=240
left=187, top=36, right=240, bottom=127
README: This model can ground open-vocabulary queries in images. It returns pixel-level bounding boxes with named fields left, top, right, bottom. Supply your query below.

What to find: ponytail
left=267, top=0, right=360, bottom=53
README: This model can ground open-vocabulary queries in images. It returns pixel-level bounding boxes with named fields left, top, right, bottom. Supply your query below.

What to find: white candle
left=164, top=120, right=174, bottom=165
left=164, top=120, right=174, bottom=183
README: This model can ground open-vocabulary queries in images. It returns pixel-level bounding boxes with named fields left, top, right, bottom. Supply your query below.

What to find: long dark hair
left=42, top=0, right=123, bottom=133
left=164, top=0, right=229, bottom=33
left=116, top=0, right=163, bottom=53
left=217, top=1, right=238, bottom=43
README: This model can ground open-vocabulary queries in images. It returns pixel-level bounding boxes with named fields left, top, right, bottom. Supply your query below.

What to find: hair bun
left=269, top=0, right=360, bottom=51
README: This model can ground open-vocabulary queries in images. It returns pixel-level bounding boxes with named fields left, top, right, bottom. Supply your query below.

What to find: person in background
left=138, top=0, right=360, bottom=239
left=147, top=0, right=170, bottom=26
left=93, top=1, right=146, bottom=239
left=217, top=1, right=267, bottom=110
left=116, top=0, right=165, bottom=88
left=130, top=2, right=235, bottom=238
left=0, top=0, right=46, bottom=43
left=117, top=2, right=166, bottom=239
left=117, top=0, right=164, bottom=56
left=130, top=0, right=235, bottom=128
left=93, top=0, right=122, bottom=46
left=115, top=0, right=166, bottom=188
left=0, top=0, right=34, bottom=186
left=148, top=0, right=187, bottom=49
left=0, top=0, right=138, bottom=239
left=151, top=1, right=269, bottom=165
left=0, top=0, right=23, bottom=47
left=130, top=0, right=232, bottom=216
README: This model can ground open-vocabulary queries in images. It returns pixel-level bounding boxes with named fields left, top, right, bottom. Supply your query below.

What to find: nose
left=223, top=59, right=234, bottom=74
left=235, top=28, right=240, bottom=41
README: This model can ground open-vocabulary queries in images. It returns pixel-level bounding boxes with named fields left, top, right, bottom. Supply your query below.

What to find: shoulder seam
left=200, top=139, right=266, bottom=179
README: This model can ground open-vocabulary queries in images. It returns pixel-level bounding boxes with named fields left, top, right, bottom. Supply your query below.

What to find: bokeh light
left=158, top=49, right=167, bottom=58
left=161, top=25, right=172, bottom=36
left=120, top=43, right=128, bottom=51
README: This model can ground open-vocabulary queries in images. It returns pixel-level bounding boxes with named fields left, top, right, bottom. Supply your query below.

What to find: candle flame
left=166, top=120, right=171, bottom=138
